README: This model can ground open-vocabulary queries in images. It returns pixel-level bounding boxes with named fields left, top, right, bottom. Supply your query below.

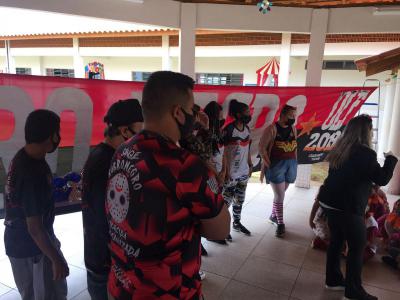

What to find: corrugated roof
left=0, top=6, right=170, bottom=38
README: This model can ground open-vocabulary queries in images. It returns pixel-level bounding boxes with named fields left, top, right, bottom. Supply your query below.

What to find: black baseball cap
left=104, top=99, right=143, bottom=127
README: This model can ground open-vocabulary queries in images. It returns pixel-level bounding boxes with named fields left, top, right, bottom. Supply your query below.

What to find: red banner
left=0, top=74, right=376, bottom=171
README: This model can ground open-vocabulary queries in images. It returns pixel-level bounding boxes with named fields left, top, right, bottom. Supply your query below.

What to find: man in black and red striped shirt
left=106, top=71, right=230, bottom=300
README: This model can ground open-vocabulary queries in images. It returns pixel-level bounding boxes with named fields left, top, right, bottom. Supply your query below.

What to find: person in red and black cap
left=81, top=99, right=143, bottom=300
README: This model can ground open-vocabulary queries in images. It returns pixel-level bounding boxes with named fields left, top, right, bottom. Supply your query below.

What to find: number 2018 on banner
left=304, top=130, right=342, bottom=152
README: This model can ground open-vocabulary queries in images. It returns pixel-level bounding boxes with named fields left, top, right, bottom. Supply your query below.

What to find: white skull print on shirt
left=107, top=173, right=130, bottom=223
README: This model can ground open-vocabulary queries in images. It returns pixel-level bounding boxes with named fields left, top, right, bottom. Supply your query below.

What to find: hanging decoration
left=85, top=61, right=105, bottom=79
left=256, top=57, right=280, bottom=87
left=257, top=0, right=272, bottom=14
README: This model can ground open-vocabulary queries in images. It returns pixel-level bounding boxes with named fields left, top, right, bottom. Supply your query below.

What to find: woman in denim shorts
left=259, top=105, right=297, bottom=237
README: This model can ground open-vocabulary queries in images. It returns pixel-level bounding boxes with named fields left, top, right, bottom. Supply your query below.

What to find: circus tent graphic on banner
left=256, top=58, right=279, bottom=87
left=85, top=62, right=105, bottom=79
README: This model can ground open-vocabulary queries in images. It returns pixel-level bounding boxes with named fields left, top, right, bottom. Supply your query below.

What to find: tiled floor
left=1, top=184, right=400, bottom=299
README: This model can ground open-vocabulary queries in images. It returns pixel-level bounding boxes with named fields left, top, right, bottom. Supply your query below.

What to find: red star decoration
left=298, top=113, right=322, bottom=137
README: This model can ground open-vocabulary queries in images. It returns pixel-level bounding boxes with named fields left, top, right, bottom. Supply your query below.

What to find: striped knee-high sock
left=275, top=202, right=284, bottom=225
left=271, top=202, right=277, bottom=218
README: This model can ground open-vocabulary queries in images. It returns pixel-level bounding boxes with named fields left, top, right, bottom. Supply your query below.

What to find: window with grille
left=305, top=60, right=357, bottom=70
left=132, top=72, right=152, bottom=82
left=16, top=68, right=32, bottom=75
left=196, top=73, right=244, bottom=86
left=46, top=68, right=75, bottom=78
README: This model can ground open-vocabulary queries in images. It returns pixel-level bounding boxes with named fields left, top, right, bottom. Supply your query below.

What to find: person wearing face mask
left=259, top=105, right=298, bottom=238
left=81, top=99, right=143, bottom=300
left=106, top=71, right=230, bottom=300
left=222, top=99, right=253, bottom=240
left=4, top=109, right=69, bottom=300
left=204, top=101, right=227, bottom=186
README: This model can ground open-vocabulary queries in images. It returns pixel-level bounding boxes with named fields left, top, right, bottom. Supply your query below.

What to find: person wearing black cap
left=81, top=99, right=143, bottom=300
left=4, top=109, right=69, bottom=300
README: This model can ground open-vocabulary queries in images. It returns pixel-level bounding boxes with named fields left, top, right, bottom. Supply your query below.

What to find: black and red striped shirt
left=106, top=131, right=224, bottom=300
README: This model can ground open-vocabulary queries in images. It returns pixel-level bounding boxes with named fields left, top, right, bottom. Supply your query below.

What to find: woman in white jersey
left=222, top=99, right=253, bottom=241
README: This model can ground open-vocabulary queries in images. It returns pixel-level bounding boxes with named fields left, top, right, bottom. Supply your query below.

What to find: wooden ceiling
left=178, top=0, right=400, bottom=8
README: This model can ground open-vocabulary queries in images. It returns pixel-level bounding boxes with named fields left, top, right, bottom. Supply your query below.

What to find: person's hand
left=197, top=111, right=209, bottom=130
left=217, top=171, right=226, bottom=186
left=259, top=170, right=265, bottom=183
left=384, top=151, right=395, bottom=158
left=248, top=164, right=253, bottom=178
left=262, top=155, right=271, bottom=169
left=309, top=219, right=316, bottom=230
left=52, top=257, right=69, bottom=280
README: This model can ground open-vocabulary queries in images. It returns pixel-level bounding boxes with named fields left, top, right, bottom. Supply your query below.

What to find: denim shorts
left=265, top=159, right=298, bottom=184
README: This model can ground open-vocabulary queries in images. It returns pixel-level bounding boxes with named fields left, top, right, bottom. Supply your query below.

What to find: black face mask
left=219, top=119, right=225, bottom=128
left=123, top=127, right=137, bottom=141
left=241, top=115, right=252, bottom=125
left=48, top=132, right=61, bottom=153
left=286, top=118, right=295, bottom=126
left=176, top=108, right=195, bottom=138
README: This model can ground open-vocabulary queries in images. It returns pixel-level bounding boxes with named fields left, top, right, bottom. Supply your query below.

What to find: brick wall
left=9, top=38, right=73, bottom=48
left=3, top=33, right=400, bottom=49
left=291, top=33, right=400, bottom=44
left=170, top=32, right=282, bottom=47
left=79, top=36, right=162, bottom=47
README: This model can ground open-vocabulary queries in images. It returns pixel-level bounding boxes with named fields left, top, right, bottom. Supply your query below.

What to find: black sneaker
left=268, top=215, right=278, bottom=226
left=226, top=234, right=233, bottom=242
left=233, top=221, right=251, bottom=236
left=382, top=255, right=398, bottom=269
left=201, top=243, right=208, bottom=256
left=276, top=224, right=285, bottom=238
left=344, top=292, right=378, bottom=300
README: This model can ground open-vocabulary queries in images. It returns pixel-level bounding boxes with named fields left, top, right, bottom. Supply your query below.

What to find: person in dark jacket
left=81, top=99, right=143, bottom=300
left=319, top=115, right=398, bottom=300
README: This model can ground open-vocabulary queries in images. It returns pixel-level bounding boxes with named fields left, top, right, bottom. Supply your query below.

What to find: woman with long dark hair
left=203, top=101, right=226, bottom=184
left=319, top=115, right=397, bottom=300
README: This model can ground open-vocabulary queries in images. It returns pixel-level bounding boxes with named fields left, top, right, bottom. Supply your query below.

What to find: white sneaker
left=199, top=270, right=206, bottom=281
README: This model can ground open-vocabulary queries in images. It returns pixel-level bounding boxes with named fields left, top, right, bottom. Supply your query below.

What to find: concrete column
left=387, top=70, right=400, bottom=194
left=278, top=33, right=291, bottom=86
left=179, top=3, right=196, bottom=79
left=296, top=9, right=329, bottom=189
left=162, top=35, right=171, bottom=71
left=380, top=79, right=397, bottom=153
left=5, top=40, right=16, bottom=74
left=305, top=9, right=329, bottom=87
left=39, top=56, right=46, bottom=76
left=72, top=38, right=85, bottom=78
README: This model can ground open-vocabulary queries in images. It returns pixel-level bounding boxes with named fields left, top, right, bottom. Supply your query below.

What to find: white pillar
left=380, top=79, right=397, bottom=153
left=179, top=3, right=196, bottom=79
left=296, top=9, right=329, bottom=189
left=5, top=40, right=15, bottom=74
left=72, top=38, right=85, bottom=79
left=305, top=9, right=329, bottom=86
left=162, top=35, right=171, bottom=71
left=39, top=56, right=46, bottom=76
left=387, top=70, right=400, bottom=194
left=278, top=33, right=291, bottom=86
